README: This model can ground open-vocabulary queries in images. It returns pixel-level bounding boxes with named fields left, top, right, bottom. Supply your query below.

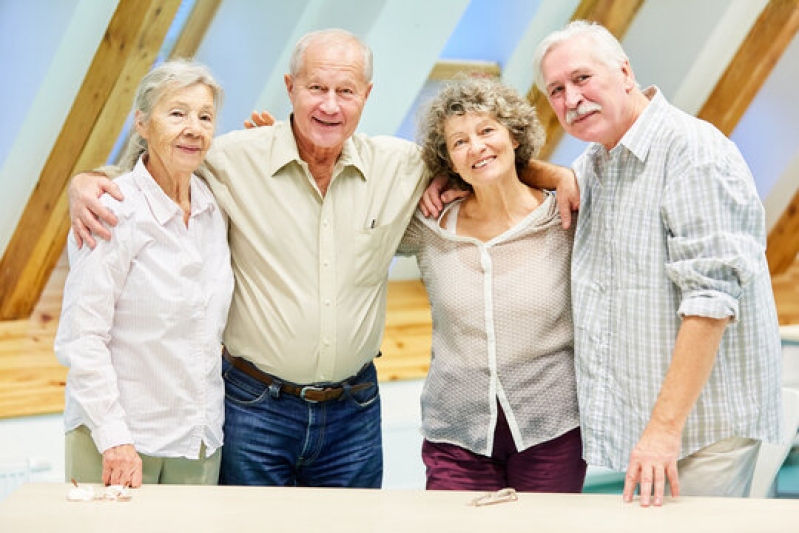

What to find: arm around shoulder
left=69, top=167, right=126, bottom=249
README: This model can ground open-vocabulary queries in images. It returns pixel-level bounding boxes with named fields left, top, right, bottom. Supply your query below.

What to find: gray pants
left=676, top=436, right=761, bottom=497
left=65, top=425, right=221, bottom=485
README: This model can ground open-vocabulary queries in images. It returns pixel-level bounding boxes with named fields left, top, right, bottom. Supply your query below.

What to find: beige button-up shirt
left=203, top=121, right=428, bottom=383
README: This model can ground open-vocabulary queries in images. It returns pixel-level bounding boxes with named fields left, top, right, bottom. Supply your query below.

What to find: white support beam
left=359, top=0, right=470, bottom=136
left=0, top=0, right=118, bottom=254
left=502, top=0, right=581, bottom=94
left=671, top=0, right=769, bottom=115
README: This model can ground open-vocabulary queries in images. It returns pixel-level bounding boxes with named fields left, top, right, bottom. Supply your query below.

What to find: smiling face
left=136, top=82, right=215, bottom=178
left=444, top=113, right=519, bottom=190
left=285, top=36, right=372, bottom=159
left=542, top=35, right=635, bottom=149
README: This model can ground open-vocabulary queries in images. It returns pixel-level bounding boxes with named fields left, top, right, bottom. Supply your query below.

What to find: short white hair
left=532, top=20, right=630, bottom=92
left=289, top=28, right=373, bottom=83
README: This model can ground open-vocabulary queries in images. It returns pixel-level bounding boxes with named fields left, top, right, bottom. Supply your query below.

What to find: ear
left=363, top=82, right=373, bottom=102
left=512, top=138, right=520, bottom=150
left=134, top=110, right=147, bottom=140
left=284, top=74, right=295, bottom=100
left=620, top=60, right=636, bottom=92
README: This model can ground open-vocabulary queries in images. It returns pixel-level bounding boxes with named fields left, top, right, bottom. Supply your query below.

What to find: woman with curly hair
left=398, top=77, right=586, bottom=492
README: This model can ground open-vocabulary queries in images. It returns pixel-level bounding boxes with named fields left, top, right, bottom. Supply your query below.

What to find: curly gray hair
left=418, top=77, right=545, bottom=191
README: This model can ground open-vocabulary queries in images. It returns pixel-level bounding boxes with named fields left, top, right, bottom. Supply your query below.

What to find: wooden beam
left=693, top=0, right=799, bottom=278
left=168, top=0, right=221, bottom=59
left=0, top=0, right=181, bottom=320
left=526, top=0, right=645, bottom=160
left=697, top=0, right=799, bottom=137
left=768, top=188, right=799, bottom=277
left=428, top=60, right=501, bottom=80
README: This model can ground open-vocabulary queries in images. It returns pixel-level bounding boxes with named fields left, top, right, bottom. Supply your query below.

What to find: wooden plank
left=168, top=0, right=221, bottom=59
left=428, top=60, right=501, bottom=80
left=0, top=0, right=181, bottom=320
left=0, top=279, right=434, bottom=418
left=526, top=0, right=645, bottom=160
left=773, top=259, right=799, bottom=325
left=769, top=187, right=799, bottom=279
left=697, top=0, right=799, bottom=137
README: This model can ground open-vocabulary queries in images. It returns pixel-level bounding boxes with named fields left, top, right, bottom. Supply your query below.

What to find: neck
left=464, top=173, right=540, bottom=222
left=144, top=155, right=192, bottom=223
left=292, top=120, right=342, bottom=195
left=604, top=89, right=652, bottom=150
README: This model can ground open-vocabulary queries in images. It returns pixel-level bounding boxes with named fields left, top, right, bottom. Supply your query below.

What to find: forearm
left=648, top=315, right=730, bottom=434
left=518, top=159, right=572, bottom=189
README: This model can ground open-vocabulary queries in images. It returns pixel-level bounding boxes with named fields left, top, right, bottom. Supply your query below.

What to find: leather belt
left=223, top=349, right=374, bottom=403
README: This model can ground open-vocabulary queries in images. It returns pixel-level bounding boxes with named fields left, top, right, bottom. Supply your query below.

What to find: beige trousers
left=675, top=436, right=762, bottom=497
left=65, top=425, right=221, bottom=485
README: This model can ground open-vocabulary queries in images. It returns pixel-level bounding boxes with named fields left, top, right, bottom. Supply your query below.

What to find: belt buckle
left=300, top=385, right=325, bottom=403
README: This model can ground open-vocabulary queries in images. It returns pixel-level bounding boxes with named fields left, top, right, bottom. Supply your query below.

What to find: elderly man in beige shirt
left=70, top=29, right=428, bottom=488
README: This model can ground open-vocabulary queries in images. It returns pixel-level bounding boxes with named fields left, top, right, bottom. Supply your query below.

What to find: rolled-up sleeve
left=54, top=202, right=135, bottom=452
left=661, top=149, right=767, bottom=322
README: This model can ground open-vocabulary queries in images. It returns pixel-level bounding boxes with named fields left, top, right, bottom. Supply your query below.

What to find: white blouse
left=398, top=192, right=579, bottom=456
left=55, top=158, right=234, bottom=459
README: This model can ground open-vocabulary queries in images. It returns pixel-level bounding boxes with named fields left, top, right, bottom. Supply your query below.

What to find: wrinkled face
left=285, top=38, right=372, bottom=152
left=444, top=112, right=519, bottom=188
left=542, top=35, right=634, bottom=149
left=136, top=83, right=215, bottom=176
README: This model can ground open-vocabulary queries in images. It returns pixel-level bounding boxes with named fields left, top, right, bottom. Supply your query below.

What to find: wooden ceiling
left=0, top=0, right=798, bottom=323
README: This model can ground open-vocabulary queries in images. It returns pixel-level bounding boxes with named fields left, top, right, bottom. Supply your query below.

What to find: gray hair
left=117, top=59, right=223, bottom=172
left=418, top=77, right=545, bottom=192
left=532, top=20, right=630, bottom=93
left=289, top=28, right=373, bottom=83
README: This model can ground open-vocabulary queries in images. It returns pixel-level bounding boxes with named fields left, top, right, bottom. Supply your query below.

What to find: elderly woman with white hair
left=55, top=60, right=234, bottom=487
left=398, top=77, right=586, bottom=493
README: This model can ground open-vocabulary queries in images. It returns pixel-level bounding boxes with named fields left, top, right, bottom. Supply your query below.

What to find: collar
left=610, top=86, right=664, bottom=162
left=269, top=116, right=367, bottom=181
left=131, top=156, right=213, bottom=225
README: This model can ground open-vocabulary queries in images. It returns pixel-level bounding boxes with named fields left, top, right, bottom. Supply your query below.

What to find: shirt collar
left=131, top=156, right=213, bottom=226
left=269, top=116, right=367, bottom=181
left=612, top=86, right=664, bottom=162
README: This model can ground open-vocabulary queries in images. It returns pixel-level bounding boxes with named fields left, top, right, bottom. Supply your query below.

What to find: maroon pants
left=422, top=405, right=586, bottom=492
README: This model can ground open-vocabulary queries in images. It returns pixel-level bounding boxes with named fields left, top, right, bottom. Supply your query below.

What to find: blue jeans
left=219, top=358, right=383, bottom=488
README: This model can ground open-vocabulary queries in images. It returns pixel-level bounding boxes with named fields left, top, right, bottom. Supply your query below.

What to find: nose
left=564, top=85, right=582, bottom=108
left=469, top=136, right=486, bottom=155
left=319, top=91, right=340, bottom=114
left=184, top=114, right=201, bottom=136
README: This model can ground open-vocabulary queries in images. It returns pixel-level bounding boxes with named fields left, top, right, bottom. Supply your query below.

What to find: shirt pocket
left=353, top=223, right=394, bottom=287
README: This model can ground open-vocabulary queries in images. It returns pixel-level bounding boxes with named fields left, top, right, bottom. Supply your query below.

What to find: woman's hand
left=68, top=172, right=124, bottom=249
left=102, top=444, right=143, bottom=488
left=244, top=110, right=276, bottom=129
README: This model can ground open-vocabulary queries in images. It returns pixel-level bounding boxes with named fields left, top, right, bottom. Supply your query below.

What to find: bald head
left=290, top=29, right=373, bottom=83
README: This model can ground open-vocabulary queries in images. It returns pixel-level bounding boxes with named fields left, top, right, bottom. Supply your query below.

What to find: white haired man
left=532, top=20, right=782, bottom=506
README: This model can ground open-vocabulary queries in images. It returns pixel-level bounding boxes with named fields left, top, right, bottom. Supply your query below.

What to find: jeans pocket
left=347, top=383, right=380, bottom=409
left=223, top=365, right=270, bottom=405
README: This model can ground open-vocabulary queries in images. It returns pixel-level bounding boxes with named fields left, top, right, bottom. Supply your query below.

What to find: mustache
left=566, top=102, right=602, bottom=124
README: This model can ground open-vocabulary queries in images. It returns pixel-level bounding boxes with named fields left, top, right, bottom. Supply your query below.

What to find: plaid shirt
left=571, top=87, right=782, bottom=471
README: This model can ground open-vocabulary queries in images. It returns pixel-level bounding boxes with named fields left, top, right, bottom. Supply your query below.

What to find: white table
left=1, top=483, right=798, bottom=532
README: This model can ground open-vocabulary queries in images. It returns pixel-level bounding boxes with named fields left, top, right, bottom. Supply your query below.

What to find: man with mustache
left=532, top=20, right=782, bottom=506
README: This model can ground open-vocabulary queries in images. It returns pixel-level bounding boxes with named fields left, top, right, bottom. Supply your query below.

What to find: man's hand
left=623, top=424, right=681, bottom=507
left=244, top=110, right=275, bottom=129
left=554, top=170, right=580, bottom=230
left=102, top=444, right=143, bottom=488
left=419, top=175, right=469, bottom=218
left=69, top=173, right=123, bottom=249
